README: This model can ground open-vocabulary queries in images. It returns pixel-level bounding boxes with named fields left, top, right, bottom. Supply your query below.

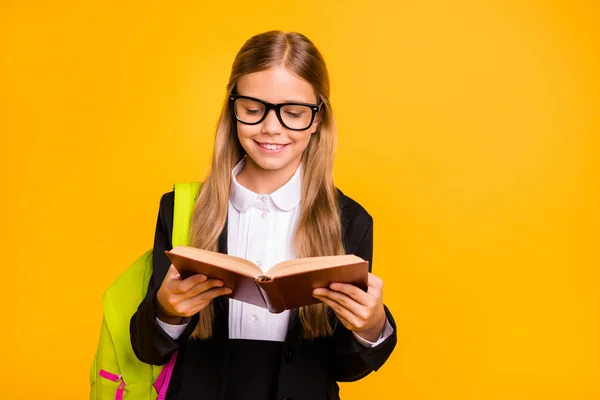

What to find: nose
left=261, top=108, right=283, bottom=135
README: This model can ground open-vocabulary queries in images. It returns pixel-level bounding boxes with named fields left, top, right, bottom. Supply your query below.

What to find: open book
left=165, top=246, right=369, bottom=314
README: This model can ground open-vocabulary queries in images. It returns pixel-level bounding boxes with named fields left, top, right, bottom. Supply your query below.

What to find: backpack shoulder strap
left=172, top=182, right=201, bottom=247
left=149, top=182, right=201, bottom=384
left=99, top=183, right=202, bottom=388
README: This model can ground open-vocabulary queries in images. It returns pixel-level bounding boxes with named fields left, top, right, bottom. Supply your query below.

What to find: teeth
left=261, top=143, right=284, bottom=150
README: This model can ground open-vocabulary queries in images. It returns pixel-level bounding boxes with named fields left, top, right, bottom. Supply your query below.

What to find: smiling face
left=234, top=66, right=321, bottom=179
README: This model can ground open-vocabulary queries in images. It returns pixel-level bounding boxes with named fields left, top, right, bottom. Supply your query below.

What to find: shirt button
left=257, top=260, right=263, bottom=267
left=261, top=196, right=268, bottom=203
left=261, top=212, right=268, bottom=220
left=284, top=347, right=294, bottom=363
left=252, top=315, right=258, bottom=322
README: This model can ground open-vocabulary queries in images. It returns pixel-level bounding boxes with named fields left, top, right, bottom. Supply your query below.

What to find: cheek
left=288, top=131, right=312, bottom=147
left=237, top=123, right=260, bottom=141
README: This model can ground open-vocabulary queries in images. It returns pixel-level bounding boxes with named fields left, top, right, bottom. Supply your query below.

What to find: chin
left=252, top=157, right=289, bottom=171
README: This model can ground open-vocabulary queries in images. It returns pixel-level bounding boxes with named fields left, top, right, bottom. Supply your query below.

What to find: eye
left=245, top=108, right=262, bottom=115
left=282, top=104, right=310, bottom=120
left=285, top=111, right=303, bottom=119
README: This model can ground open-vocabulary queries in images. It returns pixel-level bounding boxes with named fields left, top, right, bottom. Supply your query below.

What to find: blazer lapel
left=286, top=192, right=351, bottom=336
left=215, top=218, right=229, bottom=330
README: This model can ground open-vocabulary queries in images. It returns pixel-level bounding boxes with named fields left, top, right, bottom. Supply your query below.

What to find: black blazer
left=130, top=189, right=397, bottom=400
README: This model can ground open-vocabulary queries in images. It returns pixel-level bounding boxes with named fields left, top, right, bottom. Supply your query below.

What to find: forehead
left=236, top=66, right=317, bottom=104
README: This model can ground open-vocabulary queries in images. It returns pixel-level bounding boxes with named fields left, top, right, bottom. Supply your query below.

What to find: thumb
left=166, top=264, right=181, bottom=281
left=367, top=273, right=383, bottom=297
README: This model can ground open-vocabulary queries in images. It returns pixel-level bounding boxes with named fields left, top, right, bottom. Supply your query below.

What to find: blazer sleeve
left=130, top=191, right=199, bottom=365
left=331, top=214, right=398, bottom=382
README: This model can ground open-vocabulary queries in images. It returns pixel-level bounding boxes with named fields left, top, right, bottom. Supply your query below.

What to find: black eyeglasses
left=230, top=95, right=323, bottom=131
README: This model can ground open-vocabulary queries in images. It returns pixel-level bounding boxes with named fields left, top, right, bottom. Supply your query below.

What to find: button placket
left=248, top=197, right=270, bottom=273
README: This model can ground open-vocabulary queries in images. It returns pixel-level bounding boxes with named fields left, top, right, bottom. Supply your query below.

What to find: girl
left=130, top=30, right=397, bottom=400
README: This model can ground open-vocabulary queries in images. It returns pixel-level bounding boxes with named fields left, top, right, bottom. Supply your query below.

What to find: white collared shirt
left=157, top=158, right=392, bottom=346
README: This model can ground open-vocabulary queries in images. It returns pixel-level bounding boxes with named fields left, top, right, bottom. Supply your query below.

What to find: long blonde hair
left=190, top=31, right=343, bottom=340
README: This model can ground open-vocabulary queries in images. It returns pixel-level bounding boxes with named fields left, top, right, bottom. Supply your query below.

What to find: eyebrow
left=238, top=94, right=317, bottom=104
left=283, top=98, right=314, bottom=103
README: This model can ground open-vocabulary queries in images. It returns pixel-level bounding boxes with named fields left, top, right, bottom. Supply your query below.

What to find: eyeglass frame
left=229, top=94, right=324, bottom=131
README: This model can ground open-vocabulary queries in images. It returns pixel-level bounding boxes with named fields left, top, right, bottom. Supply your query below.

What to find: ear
left=310, top=112, right=322, bottom=134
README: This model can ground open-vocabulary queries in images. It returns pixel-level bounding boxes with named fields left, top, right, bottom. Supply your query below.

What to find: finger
left=334, top=313, right=355, bottom=331
left=324, top=283, right=373, bottom=307
left=163, top=264, right=183, bottom=293
left=313, top=288, right=365, bottom=316
left=367, top=273, right=384, bottom=297
left=184, top=301, right=211, bottom=317
left=313, top=294, right=360, bottom=330
left=179, top=278, right=225, bottom=300
left=173, top=274, right=208, bottom=294
left=180, top=287, right=233, bottom=316
left=164, top=264, right=181, bottom=281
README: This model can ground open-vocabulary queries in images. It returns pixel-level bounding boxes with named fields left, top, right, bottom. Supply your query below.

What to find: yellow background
left=1, top=1, right=598, bottom=399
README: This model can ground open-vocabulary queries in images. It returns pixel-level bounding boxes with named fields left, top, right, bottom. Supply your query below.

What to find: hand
left=313, top=273, right=386, bottom=342
left=156, top=264, right=232, bottom=324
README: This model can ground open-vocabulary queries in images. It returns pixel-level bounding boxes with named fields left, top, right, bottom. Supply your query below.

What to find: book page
left=267, top=254, right=365, bottom=278
left=169, top=246, right=262, bottom=277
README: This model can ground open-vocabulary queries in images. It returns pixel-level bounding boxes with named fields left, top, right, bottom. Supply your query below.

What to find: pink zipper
left=98, top=349, right=178, bottom=400
left=98, top=370, right=125, bottom=400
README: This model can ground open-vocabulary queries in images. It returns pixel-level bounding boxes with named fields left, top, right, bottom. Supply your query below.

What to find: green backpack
left=89, top=182, right=201, bottom=400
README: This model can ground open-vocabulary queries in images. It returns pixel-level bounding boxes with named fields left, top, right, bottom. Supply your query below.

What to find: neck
left=236, top=157, right=301, bottom=194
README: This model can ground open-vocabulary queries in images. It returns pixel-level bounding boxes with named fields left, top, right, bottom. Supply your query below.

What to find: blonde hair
left=190, top=31, right=343, bottom=340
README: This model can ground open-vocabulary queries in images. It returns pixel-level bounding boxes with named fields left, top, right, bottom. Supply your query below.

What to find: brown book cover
left=165, top=246, right=369, bottom=313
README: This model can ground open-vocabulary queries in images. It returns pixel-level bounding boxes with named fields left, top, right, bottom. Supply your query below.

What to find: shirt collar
left=230, top=158, right=302, bottom=212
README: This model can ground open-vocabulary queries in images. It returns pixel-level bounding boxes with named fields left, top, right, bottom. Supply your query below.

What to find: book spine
left=255, top=277, right=286, bottom=313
